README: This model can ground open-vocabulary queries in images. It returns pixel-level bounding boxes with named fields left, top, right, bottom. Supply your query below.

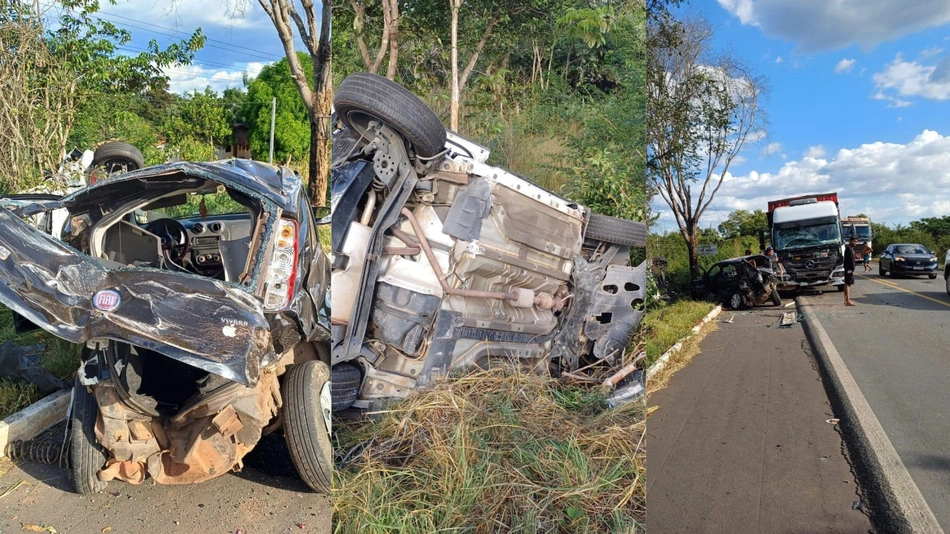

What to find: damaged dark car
left=691, top=254, right=782, bottom=310
left=0, top=159, right=332, bottom=493
left=330, top=73, right=647, bottom=412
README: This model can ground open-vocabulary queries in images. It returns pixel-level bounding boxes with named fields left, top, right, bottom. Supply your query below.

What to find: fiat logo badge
left=93, top=290, right=121, bottom=311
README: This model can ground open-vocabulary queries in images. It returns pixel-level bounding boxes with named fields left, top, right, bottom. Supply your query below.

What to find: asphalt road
left=0, top=430, right=331, bottom=534
left=805, top=267, right=950, bottom=530
left=648, top=307, right=872, bottom=533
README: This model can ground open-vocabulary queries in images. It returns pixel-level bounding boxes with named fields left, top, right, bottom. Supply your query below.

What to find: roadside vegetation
left=0, top=307, right=82, bottom=419
left=332, top=367, right=645, bottom=533
left=640, top=299, right=715, bottom=369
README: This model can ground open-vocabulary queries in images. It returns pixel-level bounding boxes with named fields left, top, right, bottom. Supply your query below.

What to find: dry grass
left=332, top=366, right=645, bottom=533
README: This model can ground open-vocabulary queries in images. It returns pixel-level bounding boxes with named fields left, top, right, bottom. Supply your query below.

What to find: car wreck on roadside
left=329, top=73, right=648, bottom=412
left=690, top=254, right=782, bottom=310
left=0, top=159, right=332, bottom=493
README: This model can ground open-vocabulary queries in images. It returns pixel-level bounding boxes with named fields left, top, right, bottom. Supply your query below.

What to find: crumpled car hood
left=0, top=207, right=272, bottom=386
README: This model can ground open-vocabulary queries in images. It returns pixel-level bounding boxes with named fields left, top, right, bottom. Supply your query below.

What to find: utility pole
left=269, top=97, right=276, bottom=164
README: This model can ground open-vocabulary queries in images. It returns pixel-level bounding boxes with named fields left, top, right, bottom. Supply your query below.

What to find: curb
left=646, top=304, right=722, bottom=382
left=0, top=389, right=70, bottom=458
left=798, top=295, right=943, bottom=534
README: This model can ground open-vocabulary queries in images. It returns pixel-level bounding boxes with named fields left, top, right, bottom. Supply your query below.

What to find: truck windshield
left=843, top=225, right=871, bottom=240
left=773, top=221, right=841, bottom=250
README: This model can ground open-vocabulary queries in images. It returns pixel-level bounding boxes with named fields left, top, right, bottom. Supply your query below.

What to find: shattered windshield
left=773, top=221, right=841, bottom=250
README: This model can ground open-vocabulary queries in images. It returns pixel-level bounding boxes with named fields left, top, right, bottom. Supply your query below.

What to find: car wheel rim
left=320, top=380, right=332, bottom=436
left=731, top=294, right=742, bottom=308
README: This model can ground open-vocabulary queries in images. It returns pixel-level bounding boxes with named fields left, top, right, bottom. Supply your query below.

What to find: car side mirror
left=313, top=206, right=331, bottom=225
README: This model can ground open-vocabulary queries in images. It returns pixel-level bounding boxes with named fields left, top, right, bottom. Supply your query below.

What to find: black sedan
left=879, top=243, right=938, bottom=279
left=690, top=254, right=782, bottom=310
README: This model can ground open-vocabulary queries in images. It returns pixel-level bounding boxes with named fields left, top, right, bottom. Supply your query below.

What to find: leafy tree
left=163, top=88, right=232, bottom=150
left=718, top=209, right=768, bottom=239
left=910, top=216, right=950, bottom=241
left=0, top=0, right=202, bottom=193
left=647, top=15, right=767, bottom=280
left=242, top=55, right=312, bottom=166
left=257, top=0, right=331, bottom=206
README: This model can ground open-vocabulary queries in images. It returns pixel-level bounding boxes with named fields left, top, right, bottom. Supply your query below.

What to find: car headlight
left=895, top=256, right=905, bottom=262
left=931, top=257, right=938, bottom=262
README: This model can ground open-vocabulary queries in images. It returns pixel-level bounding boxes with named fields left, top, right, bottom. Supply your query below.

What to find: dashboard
left=179, top=213, right=253, bottom=274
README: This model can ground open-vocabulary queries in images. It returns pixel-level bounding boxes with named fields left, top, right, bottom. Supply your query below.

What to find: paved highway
left=805, top=268, right=950, bottom=530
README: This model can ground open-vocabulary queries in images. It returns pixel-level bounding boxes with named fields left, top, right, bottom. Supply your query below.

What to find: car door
left=881, top=245, right=893, bottom=271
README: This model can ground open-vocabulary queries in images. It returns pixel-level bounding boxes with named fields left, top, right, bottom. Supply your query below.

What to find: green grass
left=638, top=300, right=715, bottom=368
left=332, top=367, right=645, bottom=533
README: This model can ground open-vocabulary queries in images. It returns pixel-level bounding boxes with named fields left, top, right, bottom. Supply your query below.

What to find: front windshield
left=773, top=221, right=841, bottom=250
left=855, top=226, right=871, bottom=239
left=895, top=245, right=929, bottom=255
left=161, top=188, right=248, bottom=220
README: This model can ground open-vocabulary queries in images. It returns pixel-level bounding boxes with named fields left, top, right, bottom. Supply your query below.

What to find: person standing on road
left=844, top=236, right=857, bottom=306
left=863, top=243, right=872, bottom=272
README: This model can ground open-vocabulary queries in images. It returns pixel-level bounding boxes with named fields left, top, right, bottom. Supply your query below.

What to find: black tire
left=879, top=263, right=886, bottom=276
left=331, top=363, right=361, bottom=411
left=68, top=379, right=108, bottom=494
left=282, top=360, right=333, bottom=493
left=334, top=73, right=446, bottom=158
left=92, top=142, right=144, bottom=176
left=728, top=292, right=746, bottom=310
left=585, top=213, right=647, bottom=247
left=770, top=287, right=782, bottom=306
left=929, top=273, right=937, bottom=279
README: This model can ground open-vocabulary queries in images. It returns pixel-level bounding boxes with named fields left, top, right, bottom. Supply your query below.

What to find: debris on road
left=724, top=314, right=736, bottom=324
left=784, top=301, right=796, bottom=308
left=826, top=418, right=840, bottom=425
left=779, top=312, right=797, bottom=327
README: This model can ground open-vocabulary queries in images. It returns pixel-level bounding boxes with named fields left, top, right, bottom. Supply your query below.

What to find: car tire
left=929, top=273, right=937, bottom=279
left=770, top=287, right=782, bottom=306
left=879, top=263, right=887, bottom=276
left=334, top=73, right=446, bottom=158
left=282, top=360, right=333, bottom=493
left=68, top=379, right=108, bottom=494
left=585, top=213, right=647, bottom=247
left=728, top=292, right=746, bottom=310
left=91, top=142, right=144, bottom=178
left=331, top=363, right=361, bottom=411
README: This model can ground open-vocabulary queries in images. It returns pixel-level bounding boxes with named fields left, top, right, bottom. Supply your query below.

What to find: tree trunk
left=386, top=0, right=399, bottom=79
left=449, top=0, right=460, bottom=131
left=686, top=225, right=700, bottom=281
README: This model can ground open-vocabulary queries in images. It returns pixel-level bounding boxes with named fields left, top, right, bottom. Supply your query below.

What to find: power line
left=97, top=11, right=281, bottom=59
left=94, top=14, right=281, bottom=63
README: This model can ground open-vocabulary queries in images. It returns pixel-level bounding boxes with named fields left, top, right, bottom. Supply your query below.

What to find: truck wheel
left=728, top=292, right=746, bottom=310
left=331, top=363, right=361, bottom=411
left=282, top=360, right=333, bottom=493
left=68, top=379, right=108, bottom=494
left=334, top=73, right=446, bottom=158
left=585, top=213, right=647, bottom=247
left=91, top=142, right=144, bottom=178
left=770, top=287, right=782, bottom=306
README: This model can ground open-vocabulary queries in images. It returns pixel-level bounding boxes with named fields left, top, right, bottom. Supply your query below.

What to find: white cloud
left=922, top=46, right=944, bottom=58
left=761, top=142, right=782, bottom=156
left=656, top=129, right=950, bottom=230
left=775, top=56, right=783, bottom=64
left=716, top=0, right=950, bottom=52
left=164, top=62, right=269, bottom=94
left=834, top=58, right=856, bottom=74
left=872, top=54, right=950, bottom=102
left=804, top=145, right=826, bottom=158
left=104, top=0, right=271, bottom=31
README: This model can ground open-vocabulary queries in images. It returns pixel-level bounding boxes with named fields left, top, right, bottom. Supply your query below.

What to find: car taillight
left=263, top=219, right=298, bottom=310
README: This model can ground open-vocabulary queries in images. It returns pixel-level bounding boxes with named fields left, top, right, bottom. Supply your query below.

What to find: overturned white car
left=330, top=73, right=647, bottom=411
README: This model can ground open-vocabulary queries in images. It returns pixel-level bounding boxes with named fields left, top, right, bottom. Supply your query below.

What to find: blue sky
left=653, top=0, right=950, bottom=232
left=87, top=1, right=296, bottom=94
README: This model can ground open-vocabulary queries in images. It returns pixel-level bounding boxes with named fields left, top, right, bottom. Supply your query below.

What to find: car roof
left=68, top=159, right=305, bottom=215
